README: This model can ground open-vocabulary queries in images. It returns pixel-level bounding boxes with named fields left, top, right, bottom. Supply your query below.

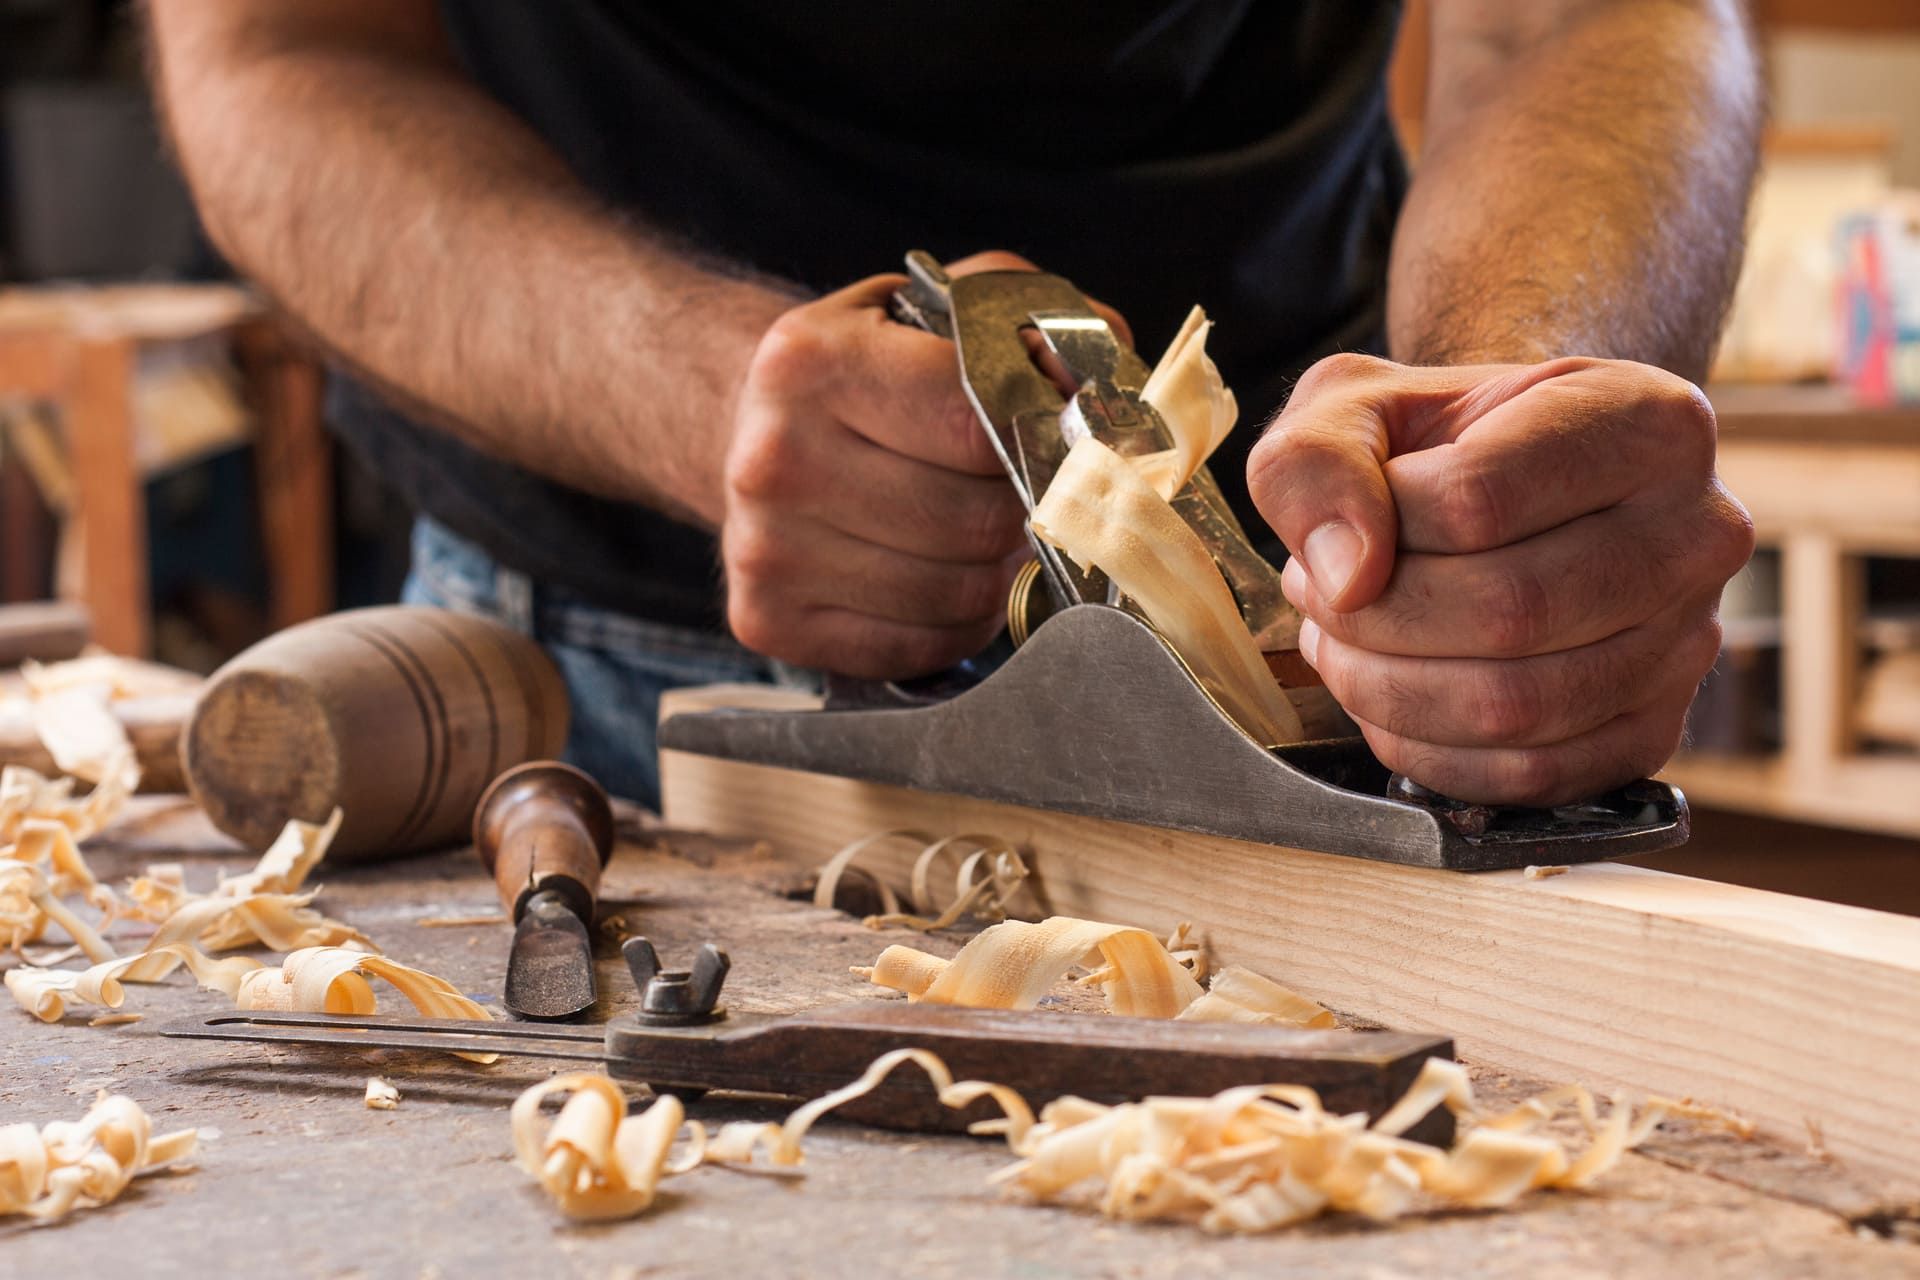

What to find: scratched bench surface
left=3, top=799, right=1910, bottom=1279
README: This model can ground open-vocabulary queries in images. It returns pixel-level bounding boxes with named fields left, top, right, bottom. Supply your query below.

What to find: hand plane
left=659, top=252, right=1687, bottom=871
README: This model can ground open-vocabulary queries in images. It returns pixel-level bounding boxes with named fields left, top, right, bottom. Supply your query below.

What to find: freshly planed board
left=659, top=683, right=1920, bottom=1190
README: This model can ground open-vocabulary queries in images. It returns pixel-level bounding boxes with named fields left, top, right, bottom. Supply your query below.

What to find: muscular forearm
left=147, top=3, right=794, bottom=526
left=1388, top=0, right=1761, bottom=378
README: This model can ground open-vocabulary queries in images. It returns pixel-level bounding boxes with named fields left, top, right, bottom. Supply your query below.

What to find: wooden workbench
left=3, top=800, right=1914, bottom=1277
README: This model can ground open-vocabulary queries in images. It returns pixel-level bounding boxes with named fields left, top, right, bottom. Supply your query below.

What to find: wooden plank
left=658, top=685, right=1920, bottom=1189
left=65, top=338, right=148, bottom=657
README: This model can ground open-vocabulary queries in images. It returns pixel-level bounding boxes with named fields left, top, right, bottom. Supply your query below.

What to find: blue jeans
left=401, top=518, right=790, bottom=809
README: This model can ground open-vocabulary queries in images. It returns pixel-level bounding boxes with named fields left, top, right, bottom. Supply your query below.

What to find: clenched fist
left=1248, top=354, right=1754, bottom=807
left=723, top=253, right=1125, bottom=680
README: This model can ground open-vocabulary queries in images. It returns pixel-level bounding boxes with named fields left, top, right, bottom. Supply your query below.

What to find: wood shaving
left=86, top=1012, right=141, bottom=1027
left=417, top=913, right=510, bottom=928
left=0, top=1092, right=198, bottom=1224
left=511, top=1051, right=1030, bottom=1222
left=233, top=946, right=491, bottom=1022
left=1133, top=305, right=1238, bottom=501
left=28, top=686, right=139, bottom=789
left=1178, top=965, right=1337, bottom=1030
left=365, top=1078, right=400, bottom=1110
left=1031, top=436, right=1305, bottom=747
left=811, top=830, right=927, bottom=917
left=819, top=831, right=1031, bottom=933
left=511, top=1075, right=691, bottom=1221
left=510, top=1047, right=1717, bottom=1234
left=0, top=760, right=133, bottom=847
left=1523, top=865, right=1570, bottom=880
left=858, top=914, right=1332, bottom=1028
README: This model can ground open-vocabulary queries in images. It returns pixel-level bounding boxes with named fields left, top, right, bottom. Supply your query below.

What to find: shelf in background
left=1664, top=752, right=1920, bottom=840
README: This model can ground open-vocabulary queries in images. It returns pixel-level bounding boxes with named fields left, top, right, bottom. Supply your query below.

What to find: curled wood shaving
left=989, top=1055, right=1699, bottom=1231
left=365, top=1078, right=400, bottom=1111
left=0, top=1092, right=198, bottom=1224
left=510, top=1048, right=1725, bottom=1234
left=1133, top=305, right=1238, bottom=501
left=233, top=945, right=490, bottom=1020
left=1031, top=436, right=1305, bottom=747
left=6, top=943, right=263, bottom=1021
left=858, top=915, right=1332, bottom=1028
left=511, top=1075, right=691, bottom=1221
left=213, top=808, right=343, bottom=899
left=1177, top=965, right=1336, bottom=1030
left=702, top=1048, right=1037, bottom=1168
left=29, top=686, right=139, bottom=790
left=0, top=762, right=132, bottom=853
left=837, top=832, right=1030, bottom=933
left=811, top=829, right=924, bottom=917
left=861, top=917, right=1205, bottom=1018
left=511, top=1051, right=1034, bottom=1222
left=1523, top=865, right=1570, bottom=880
left=0, top=857, right=115, bottom=963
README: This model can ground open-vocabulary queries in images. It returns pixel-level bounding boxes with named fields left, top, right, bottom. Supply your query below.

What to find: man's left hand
left=1247, top=354, right=1754, bottom=807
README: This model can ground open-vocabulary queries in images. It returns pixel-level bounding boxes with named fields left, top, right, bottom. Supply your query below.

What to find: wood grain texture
left=658, top=685, right=1920, bottom=1189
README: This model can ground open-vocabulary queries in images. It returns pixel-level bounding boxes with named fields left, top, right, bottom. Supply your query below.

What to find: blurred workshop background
left=0, top=2, right=1915, bottom=891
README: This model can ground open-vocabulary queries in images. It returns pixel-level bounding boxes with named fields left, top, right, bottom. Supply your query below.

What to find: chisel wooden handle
left=473, top=760, right=614, bottom=922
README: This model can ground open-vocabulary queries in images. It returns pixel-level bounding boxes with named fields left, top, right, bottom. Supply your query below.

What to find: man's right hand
left=722, top=258, right=1041, bottom=680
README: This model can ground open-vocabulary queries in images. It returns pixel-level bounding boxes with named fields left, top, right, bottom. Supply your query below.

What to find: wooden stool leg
left=241, top=322, right=332, bottom=630
left=65, top=337, right=148, bottom=656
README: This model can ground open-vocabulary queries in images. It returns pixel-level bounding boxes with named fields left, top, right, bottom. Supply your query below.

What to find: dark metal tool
left=473, top=761, right=615, bottom=1021
left=657, top=252, right=1689, bottom=872
left=164, top=937, right=1457, bottom=1146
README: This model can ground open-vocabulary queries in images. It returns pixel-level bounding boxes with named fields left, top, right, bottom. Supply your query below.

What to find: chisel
left=472, top=760, right=614, bottom=1021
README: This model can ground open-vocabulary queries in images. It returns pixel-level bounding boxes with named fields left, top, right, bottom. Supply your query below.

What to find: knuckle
left=1468, top=667, right=1545, bottom=746
left=1685, top=614, right=1725, bottom=682
left=1293, top=351, right=1389, bottom=402
left=1433, top=461, right=1512, bottom=550
left=1640, top=712, right=1688, bottom=776
left=1708, top=486, right=1758, bottom=573
left=749, top=310, right=830, bottom=393
left=1473, top=569, right=1550, bottom=657
left=721, top=519, right=785, bottom=582
left=724, top=594, right=784, bottom=659
left=938, top=393, right=992, bottom=466
left=1342, top=662, right=1411, bottom=735
left=1494, top=749, right=1563, bottom=806
left=1664, top=376, right=1720, bottom=458
left=951, top=250, right=1038, bottom=275
left=724, top=421, right=798, bottom=503
left=955, top=496, right=1025, bottom=560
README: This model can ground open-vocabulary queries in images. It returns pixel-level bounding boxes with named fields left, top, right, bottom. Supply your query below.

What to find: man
left=146, top=2, right=1759, bottom=810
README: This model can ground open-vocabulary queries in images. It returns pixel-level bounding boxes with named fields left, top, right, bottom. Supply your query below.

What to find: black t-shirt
left=330, top=1, right=1408, bottom=629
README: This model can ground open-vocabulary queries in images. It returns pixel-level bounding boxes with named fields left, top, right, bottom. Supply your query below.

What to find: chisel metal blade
left=503, top=889, right=597, bottom=1021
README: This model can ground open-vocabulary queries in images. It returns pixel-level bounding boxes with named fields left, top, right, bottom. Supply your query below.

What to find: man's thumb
left=1246, top=373, right=1399, bottom=612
